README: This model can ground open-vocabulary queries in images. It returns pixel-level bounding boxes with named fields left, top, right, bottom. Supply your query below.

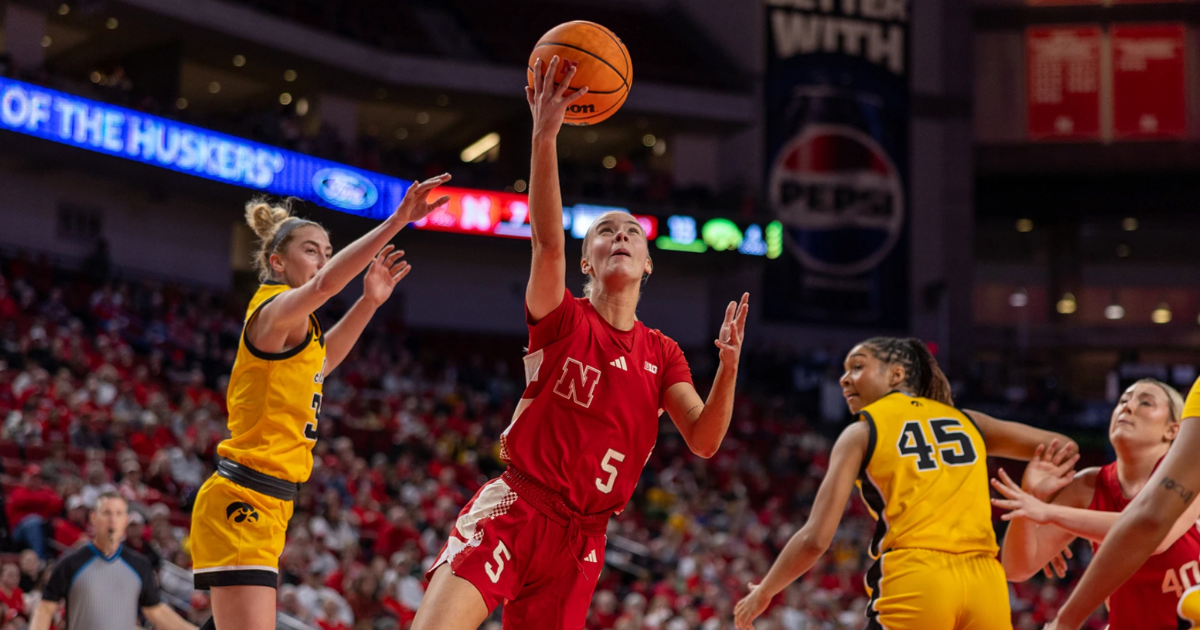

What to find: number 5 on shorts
left=596, top=449, right=626, bottom=494
left=485, top=541, right=511, bottom=583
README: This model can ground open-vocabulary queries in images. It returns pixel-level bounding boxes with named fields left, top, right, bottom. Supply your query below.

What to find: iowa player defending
left=412, top=56, right=749, bottom=630
left=991, top=379, right=1200, bottom=630
left=190, top=177, right=451, bottom=630
left=1045, top=376, right=1200, bottom=630
left=735, top=337, right=1076, bottom=630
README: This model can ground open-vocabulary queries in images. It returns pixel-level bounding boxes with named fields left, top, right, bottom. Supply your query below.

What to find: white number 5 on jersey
left=596, top=449, right=626, bottom=494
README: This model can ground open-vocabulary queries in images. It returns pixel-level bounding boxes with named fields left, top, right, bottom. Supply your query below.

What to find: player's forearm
left=999, top=516, right=1048, bottom=581
left=528, top=135, right=565, bottom=253
left=757, top=526, right=828, bottom=600
left=1045, top=504, right=1117, bottom=544
left=973, top=412, right=1073, bottom=461
left=692, top=361, right=738, bottom=458
left=322, top=297, right=378, bottom=375
left=310, top=215, right=408, bottom=300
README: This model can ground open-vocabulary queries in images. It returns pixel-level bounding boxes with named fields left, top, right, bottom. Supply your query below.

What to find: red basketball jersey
left=500, top=289, right=693, bottom=515
left=1089, top=461, right=1200, bottom=630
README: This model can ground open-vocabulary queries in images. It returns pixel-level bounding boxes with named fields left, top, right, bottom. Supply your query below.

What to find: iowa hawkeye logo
left=225, top=502, right=260, bottom=524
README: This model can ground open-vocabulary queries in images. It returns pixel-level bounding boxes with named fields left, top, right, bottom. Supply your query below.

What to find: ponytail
left=906, top=338, right=953, bottom=406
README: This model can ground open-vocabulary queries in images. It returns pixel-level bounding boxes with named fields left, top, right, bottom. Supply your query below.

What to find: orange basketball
left=527, top=21, right=632, bottom=126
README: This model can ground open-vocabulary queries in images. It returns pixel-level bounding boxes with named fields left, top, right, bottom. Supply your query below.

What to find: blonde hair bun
left=245, top=199, right=293, bottom=240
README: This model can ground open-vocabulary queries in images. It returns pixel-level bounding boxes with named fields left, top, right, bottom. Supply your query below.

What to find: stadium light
left=1152, top=301, right=1171, bottom=324
left=460, top=133, right=500, bottom=163
left=1056, top=293, right=1076, bottom=315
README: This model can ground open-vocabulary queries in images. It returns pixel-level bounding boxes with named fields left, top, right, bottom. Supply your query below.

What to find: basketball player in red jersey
left=991, top=379, right=1200, bottom=629
left=410, top=56, right=749, bottom=630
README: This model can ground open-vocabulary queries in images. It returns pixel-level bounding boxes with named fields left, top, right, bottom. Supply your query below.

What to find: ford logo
left=312, top=168, right=379, bottom=211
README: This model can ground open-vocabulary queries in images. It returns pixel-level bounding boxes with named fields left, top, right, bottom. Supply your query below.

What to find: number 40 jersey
left=855, top=392, right=1000, bottom=559
left=500, top=289, right=693, bottom=517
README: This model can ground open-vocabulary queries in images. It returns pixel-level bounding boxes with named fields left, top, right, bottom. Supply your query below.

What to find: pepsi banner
left=763, top=0, right=910, bottom=327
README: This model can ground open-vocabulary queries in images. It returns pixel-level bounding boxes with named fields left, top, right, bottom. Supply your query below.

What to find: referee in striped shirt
left=30, top=492, right=196, bottom=630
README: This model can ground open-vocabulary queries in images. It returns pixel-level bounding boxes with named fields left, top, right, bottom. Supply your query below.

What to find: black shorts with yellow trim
left=190, top=474, right=293, bottom=589
left=864, top=548, right=1011, bottom=630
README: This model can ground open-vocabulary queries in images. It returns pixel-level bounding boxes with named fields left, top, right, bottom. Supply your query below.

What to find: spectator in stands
left=51, top=495, right=89, bottom=550
left=15, top=552, right=40, bottom=593
left=79, top=461, right=117, bottom=509
left=164, top=437, right=207, bottom=492
left=124, top=511, right=162, bottom=569
left=0, top=564, right=24, bottom=623
left=117, top=460, right=162, bottom=514
left=6, top=465, right=63, bottom=559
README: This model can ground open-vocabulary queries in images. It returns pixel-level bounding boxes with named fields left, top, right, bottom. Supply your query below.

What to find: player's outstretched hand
left=1020, top=439, right=1079, bottom=501
left=393, top=174, right=452, bottom=225
left=527, top=55, right=589, bottom=139
left=715, top=293, right=749, bottom=368
left=733, top=582, right=767, bottom=630
left=362, top=245, right=410, bottom=308
left=991, top=468, right=1055, bottom=525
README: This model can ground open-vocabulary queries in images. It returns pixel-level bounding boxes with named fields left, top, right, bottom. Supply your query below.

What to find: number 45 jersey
left=855, top=392, right=999, bottom=559
left=501, top=289, right=693, bottom=516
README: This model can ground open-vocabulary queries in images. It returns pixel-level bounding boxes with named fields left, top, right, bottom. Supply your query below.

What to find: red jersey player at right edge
left=411, top=56, right=750, bottom=630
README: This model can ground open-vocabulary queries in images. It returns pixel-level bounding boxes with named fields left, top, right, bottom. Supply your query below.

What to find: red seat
left=67, top=447, right=87, bottom=467
left=2, top=458, right=24, bottom=477
left=24, top=444, right=47, bottom=462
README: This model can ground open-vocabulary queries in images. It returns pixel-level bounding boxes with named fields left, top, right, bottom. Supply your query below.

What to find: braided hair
left=859, top=337, right=954, bottom=406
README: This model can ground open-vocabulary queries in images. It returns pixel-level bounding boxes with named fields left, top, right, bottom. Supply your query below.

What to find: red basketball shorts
left=426, top=468, right=609, bottom=630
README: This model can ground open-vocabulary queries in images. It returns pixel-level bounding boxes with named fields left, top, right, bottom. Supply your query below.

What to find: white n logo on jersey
left=553, top=358, right=602, bottom=408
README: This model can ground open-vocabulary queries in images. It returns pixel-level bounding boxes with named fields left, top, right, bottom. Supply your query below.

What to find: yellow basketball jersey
left=1183, top=376, right=1200, bottom=420
left=218, top=282, right=326, bottom=484
left=856, top=391, right=999, bottom=559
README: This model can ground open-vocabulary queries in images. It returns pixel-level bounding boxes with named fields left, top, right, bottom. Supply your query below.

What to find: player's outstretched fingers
left=553, top=64, right=576, bottom=100
left=542, top=56, right=560, bottom=97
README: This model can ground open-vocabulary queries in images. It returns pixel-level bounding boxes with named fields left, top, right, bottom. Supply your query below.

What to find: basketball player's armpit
left=1160, top=476, right=1196, bottom=504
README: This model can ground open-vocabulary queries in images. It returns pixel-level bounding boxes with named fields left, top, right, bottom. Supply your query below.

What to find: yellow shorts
left=190, top=474, right=293, bottom=589
left=865, top=548, right=1011, bottom=630
left=1181, top=585, right=1200, bottom=629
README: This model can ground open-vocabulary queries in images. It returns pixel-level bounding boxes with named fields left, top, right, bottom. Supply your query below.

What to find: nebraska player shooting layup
left=411, top=56, right=750, bottom=630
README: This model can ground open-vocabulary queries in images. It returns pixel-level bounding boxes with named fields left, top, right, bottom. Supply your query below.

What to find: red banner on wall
left=1027, top=26, right=1102, bottom=140
left=1112, top=24, right=1187, bottom=139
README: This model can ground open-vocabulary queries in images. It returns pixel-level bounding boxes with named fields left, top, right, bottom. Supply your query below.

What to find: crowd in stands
left=0, top=249, right=1108, bottom=630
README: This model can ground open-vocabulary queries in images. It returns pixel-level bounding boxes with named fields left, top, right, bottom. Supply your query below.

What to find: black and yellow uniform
left=855, top=392, right=1009, bottom=630
left=191, top=282, right=325, bottom=589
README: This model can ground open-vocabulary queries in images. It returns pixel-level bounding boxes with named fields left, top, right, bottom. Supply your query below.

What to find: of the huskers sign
left=763, top=0, right=910, bottom=327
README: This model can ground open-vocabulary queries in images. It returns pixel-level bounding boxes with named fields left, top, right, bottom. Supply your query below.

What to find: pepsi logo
left=768, top=125, right=904, bottom=276
left=312, top=168, right=379, bottom=211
